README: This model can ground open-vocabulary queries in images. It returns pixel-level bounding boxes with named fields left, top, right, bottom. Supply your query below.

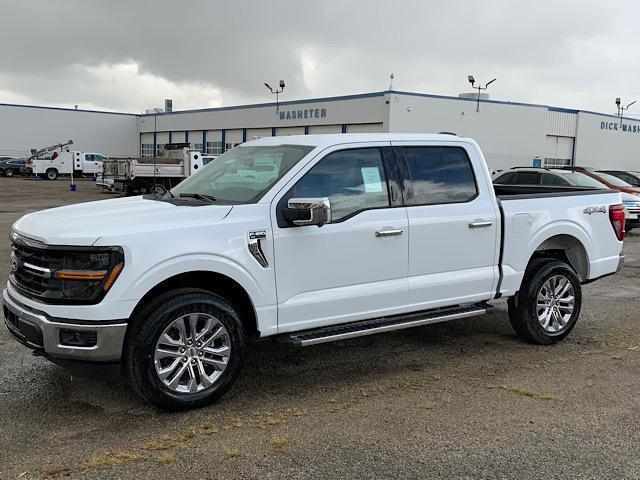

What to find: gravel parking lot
left=0, top=177, right=639, bottom=480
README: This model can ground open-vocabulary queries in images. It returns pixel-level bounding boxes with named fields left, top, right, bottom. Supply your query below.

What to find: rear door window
left=402, top=146, right=478, bottom=205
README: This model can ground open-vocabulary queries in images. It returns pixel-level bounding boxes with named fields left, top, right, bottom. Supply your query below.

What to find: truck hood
left=13, top=196, right=233, bottom=246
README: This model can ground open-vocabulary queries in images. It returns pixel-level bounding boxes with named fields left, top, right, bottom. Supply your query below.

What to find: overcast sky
left=1, top=0, right=638, bottom=117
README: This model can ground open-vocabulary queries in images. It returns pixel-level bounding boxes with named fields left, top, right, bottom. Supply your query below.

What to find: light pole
left=265, top=80, right=286, bottom=112
left=468, top=75, right=497, bottom=112
left=616, top=97, right=636, bottom=128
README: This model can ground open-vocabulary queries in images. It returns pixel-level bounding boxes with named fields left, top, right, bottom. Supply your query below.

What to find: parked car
left=493, top=167, right=611, bottom=188
left=493, top=167, right=640, bottom=231
left=0, top=159, right=28, bottom=177
left=598, top=170, right=640, bottom=188
left=4, top=134, right=625, bottom=410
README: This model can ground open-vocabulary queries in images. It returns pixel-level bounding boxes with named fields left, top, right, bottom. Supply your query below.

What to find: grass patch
left=486, top=384, right=557, bottom=400
left=157, top=453, right=176, bottom=465
left=224, top=448, right=241, bottom=459
left=45, top=465, right=70, bottom=476
left=143, top=434, right=191, bottom=451
left=84, top=451, right=140, bottom=470
left=271, top=436, right=289, bottom=453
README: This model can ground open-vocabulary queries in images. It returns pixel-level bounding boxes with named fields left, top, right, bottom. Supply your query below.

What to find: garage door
left=247, top=128, right=272, bottom=140
left=346, top=123, right=384, bottom=133
left=225, top=129, right=243, bottom=151
left=308, top=125, right=342, bottom=134
left=140, top=132, right=154, bottom=157
left=276, top=126, right=305, bottom=136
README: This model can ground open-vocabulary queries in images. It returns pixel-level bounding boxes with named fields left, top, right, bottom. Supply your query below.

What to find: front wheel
left=508, top=259, right=582, bottom=344
left=124, top=289, right=246, bottom=410
left=4, top=168, right=14, bottom=177
left=46, top=168, right=58, bottom=180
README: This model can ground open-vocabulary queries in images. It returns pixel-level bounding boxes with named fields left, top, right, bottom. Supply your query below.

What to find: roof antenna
left=389, top=73, right=395, bottom=91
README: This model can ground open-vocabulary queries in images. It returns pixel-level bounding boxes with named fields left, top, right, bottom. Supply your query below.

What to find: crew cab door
left=391, top=141, right=500, bottom=309
left=271, top=143, right=408, bottom=333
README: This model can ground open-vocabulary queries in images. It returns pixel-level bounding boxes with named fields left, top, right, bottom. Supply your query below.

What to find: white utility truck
left=101, top=143, right=217, bottom=195
left=4, top=134, right=625, bottom=410
left=31, top=151, right=107, bottom=180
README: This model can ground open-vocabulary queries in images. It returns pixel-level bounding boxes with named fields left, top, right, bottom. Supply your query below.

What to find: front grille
left=11, top=237, right=64, bottom=298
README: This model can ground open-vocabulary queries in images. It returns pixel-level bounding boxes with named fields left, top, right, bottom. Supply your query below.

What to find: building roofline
left=0, top=102, right=137, bottom=116
left=2, top=90, right=638, bottom=122
left=141, top=91, right=387, bottom=117
left=387, top=89, right=639, bottom=122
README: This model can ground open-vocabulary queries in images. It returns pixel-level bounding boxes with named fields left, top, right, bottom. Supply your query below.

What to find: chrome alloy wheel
left=154, top=313, right=231, bottom=394
left=536, top=274, right=575, bottom=334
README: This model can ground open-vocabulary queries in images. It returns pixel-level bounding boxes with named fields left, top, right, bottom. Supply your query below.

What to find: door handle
left=375, top=229, right=403, bottom=237
left=468, top=221, right=493, bottom=229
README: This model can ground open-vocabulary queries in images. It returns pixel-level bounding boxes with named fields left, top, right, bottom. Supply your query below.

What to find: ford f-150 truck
left=4, top=134, right=625, bottom=410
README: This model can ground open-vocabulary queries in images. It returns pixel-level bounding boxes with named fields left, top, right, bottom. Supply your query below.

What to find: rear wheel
left=4, top=168, right=14, bottom=177
left=124, top=289, right=246, bottom=410
left=508, top=259, right=582, bottom=344
left=46, top=168, right=58, bottom=180
left=150, top=183, right=167, bottom=196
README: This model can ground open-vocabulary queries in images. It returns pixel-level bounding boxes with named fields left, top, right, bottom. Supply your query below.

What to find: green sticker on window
left=361, top=167, right=383, bottom=193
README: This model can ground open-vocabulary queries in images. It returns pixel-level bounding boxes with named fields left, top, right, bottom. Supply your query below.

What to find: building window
left=225, top=142, right=240, bottom=152
left=192, top=143, right=203, bottom=152
left=141, top=144, right=154, bottom=157
left=206, top=141, right=223, bottom=155
left=157, top=144, right=165, bottom=155
left=543, top=158, right=571, bottom=168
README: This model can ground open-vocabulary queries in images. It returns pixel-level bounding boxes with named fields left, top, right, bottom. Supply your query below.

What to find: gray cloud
left=0, top=0, right=638, bottom=116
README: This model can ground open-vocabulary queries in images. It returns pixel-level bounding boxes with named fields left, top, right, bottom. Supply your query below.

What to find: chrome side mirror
left=287, top=197, right=332, bottom=226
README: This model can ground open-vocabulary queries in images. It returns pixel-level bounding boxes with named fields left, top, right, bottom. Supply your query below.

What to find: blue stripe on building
left=271, top=127, right=276, bottom=136
left=242, top=128, right=247, bottom=142
left=153, top=131, right=157, bottom=156
left=221, top=129, right=226, bottom=153
left=304, top=126, right=309, bottom=135
left=341, top=124, right=347, bottom=133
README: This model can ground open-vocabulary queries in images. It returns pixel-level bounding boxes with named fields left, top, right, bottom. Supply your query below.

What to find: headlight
left=10, top=234, right=124, bottom=305
left=54, top=250, right=124, bottom=301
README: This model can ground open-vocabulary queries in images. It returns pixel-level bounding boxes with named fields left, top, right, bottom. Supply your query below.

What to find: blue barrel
left=70, top=183, right=77, bottom=192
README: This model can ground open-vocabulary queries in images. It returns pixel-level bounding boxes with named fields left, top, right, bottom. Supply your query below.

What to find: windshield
left=593, top=172, right=633, bottom=187
left=169, top=144, right=315, bottom=203
left=561, top=172, right=607, bottom=188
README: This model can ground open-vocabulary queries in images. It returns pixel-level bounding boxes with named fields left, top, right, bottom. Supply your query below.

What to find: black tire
left=124, top=289, right=246, bottom=411
left=4, top=168, right=13, bottom=177
left=46, top=168, right=58, bottom=180
left=150, top=183, right=167, bottom=195
left=507, top=259, right=582, bottom=345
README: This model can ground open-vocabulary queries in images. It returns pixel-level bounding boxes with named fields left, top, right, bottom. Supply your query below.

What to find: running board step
left=277, top=302, right=493, bottom=347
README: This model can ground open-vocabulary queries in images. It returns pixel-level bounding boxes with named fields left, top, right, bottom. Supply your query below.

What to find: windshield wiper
left=179, top=193, right=217, bottom=203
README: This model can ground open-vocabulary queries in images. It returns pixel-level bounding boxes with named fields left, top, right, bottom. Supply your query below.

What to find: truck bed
left=495, top=185, right=622, bottom=298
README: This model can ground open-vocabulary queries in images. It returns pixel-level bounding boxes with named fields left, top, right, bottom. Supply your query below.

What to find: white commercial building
left=1, top=90, right=639, bottom=171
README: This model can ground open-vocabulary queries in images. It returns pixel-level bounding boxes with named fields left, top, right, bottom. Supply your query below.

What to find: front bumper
left=2, top=289, right=127, bottom=362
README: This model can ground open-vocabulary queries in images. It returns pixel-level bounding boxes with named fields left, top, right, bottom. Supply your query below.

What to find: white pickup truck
left=4, top=134, right=625, bottom=410
left=101, top=143, right=217, bottom=195
left=31, top=151, right=107, bottom=180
